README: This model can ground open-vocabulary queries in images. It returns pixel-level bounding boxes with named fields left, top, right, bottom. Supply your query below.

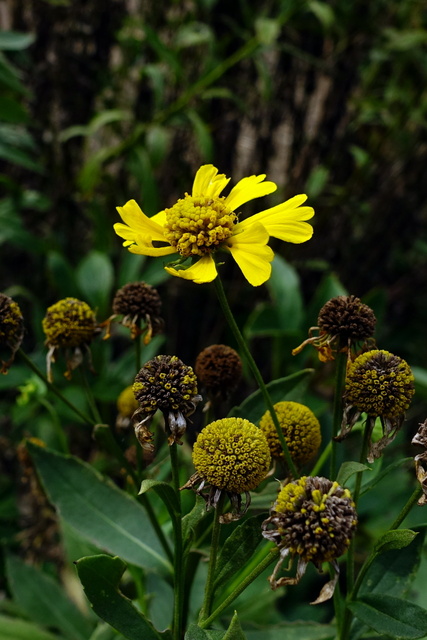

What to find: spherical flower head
left=345, top=349, right=414, bottom=419
left=262, top=476, right=357, bottom=603
left=192, top=417, right=271, bottom=493
left=42, top=298, right=96, bottom=349
left=132, top=355, right=201, bottom=445
left=339, top=349, right=415, bottom=461
left=195, top=344, right=242, bottom=401
left=114, top=164, right=314, bottom=287
left=116, top=385, right=140, bottom=429
left=42, top=298, right=97, bottom=381
left=259, top=401, right=321, bottom=466
left=185, top=417, right=271, bottom=521
left=0, top=293, right=24, bottom=373
left=293, top=295, right=376, bottom=362
left=108, top=282, right=163, bottom=342
left=318, top=295, right=376, bottom=343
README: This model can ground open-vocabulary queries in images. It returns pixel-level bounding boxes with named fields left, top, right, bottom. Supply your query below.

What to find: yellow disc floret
left=192, top=417, right=271, bottom=493
left=42, top=298, right=96, bottom=348
left=345, top=349, right=415, bottom=418
left=164, top=195, right=237, bottom=257
left=259, top=401, right=321, bottom=465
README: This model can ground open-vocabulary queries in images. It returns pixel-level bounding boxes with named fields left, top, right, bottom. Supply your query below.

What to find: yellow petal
left=116, top=200, right=167, bottom=243
left=237, top=195, right=314, bottom=243
left=128, top=243, right=177, bottom=257
left=191, top=165, right=230, bottom=199
left=226, top=223, right=274, bottom=286
left=225, top=175, right=277, bottom=211
left=164, top=255, right=218, bottom=284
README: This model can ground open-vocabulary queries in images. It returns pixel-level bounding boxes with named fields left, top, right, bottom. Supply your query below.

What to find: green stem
left=214, top=275, right=298, bottom=479
left=199, top=545, right=279, bottom=629
left=80, top=367, right=103, bottom=424
left=199, top=493, right=226, bottom=622
left=330, top=350, right=347, bottom=479
left=389, top=486, right=423, bottom=531
left=341, top=421, right=371, bottom=640
left=311, top=440, right=332, bottom=477
left=169, top=443, right=184, bottom=640
left=18, top=349, right=95, bottom=426
left=39, top=397, right=69, bottom=453
left=135, top=323, right=142, bottom=373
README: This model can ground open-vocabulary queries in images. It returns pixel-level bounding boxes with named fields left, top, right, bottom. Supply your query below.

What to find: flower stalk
left=214, top=275, right=299, bottom=478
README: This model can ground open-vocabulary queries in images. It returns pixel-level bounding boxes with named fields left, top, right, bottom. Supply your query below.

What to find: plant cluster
left=1, top=162, right=427, bottom=640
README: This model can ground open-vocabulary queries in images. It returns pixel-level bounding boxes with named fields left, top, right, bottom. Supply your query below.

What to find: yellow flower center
left=164, top=195, right=237, bottom=257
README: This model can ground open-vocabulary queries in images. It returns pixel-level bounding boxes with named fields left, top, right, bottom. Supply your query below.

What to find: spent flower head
left=183, top=417, right=271, bottom=522
left=293, top=295, right=376, bottom=362
left=114, top=164, right=314, bottom=286
left=262, top=476, right=357, bottom=603
left=42, top=297, right=98, bottom=381
left=0, top=293, right=24, bottom=373
left=195, top=344, right=242, bottom=404
left=260, top=401, right=321, bottom=467
left=104, top=282, right=163, bottom=343
left=132, top=355, right=202, bottom=446
left=339, top=349, right=415, bottom=461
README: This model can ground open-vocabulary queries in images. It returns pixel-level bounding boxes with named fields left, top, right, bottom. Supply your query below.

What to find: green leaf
left=0, top=97, right=28, bottom=124
left=214, top=515, right=265, bottom=590
left=5, top=555, right=93, bottom=640
left=255, top=18, right=280, bottom=46
left=228, top=370, right=314, bottom=424
left=0, top=142, right=43, bottom=173
left=0, top=32, right=35, bottom=50
left=181, top=495, right=210, bottom=549
left=244, top=622, right=335, bottom=639
left=186, top=110, right=213, bottom=161
left=222, top=612, right=246, bottom=640
left=349, top=594, right=427, bottom=639
left=76, top=555, right=162, bottom=640
left=139, top=479, right=180, bottom=520
left=28, top=442, right=171, bottom=572
left=267, top=255, right=303, bottom=331
left=0, top=52, right=27, bottom=93
left=307, top=1, right=335, bottom=29
left=76, top=251, right=114, bottom=315
left=336, top=462, right=371, bottom=487
left=184, top=625, right=211, bottom=640
left=0, top=614, right=65, bottom=640
left=358, top=528, right=425, bottom=598
left=373, top=529, right=418, bottom=554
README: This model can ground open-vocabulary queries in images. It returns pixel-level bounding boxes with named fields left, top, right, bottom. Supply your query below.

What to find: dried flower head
left=183, top=417, right=271, bottom=522
left=132, top=355, right=202, bottom=446
left=293, top=295, right=376, bottom=362
left=262, top=476, right=357, bottom=603
left=42, top=297, right=97, bottom=381
left=339, top=349, right=415, bottom=461
left=104, top=282, right=163, bottom=343
left=260, top=401, right=321, bottom=467
left=411, top=420, right=427, bottom=506
left=0, top=293, right=24, bottom=373
left=195, top=344, right=242, bottom=402
left=116, top=385, right=139, bottom=429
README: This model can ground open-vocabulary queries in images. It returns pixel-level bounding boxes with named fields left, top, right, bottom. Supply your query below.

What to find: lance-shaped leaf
left=6, top=554, right=93, bottom=640
left=373, top=529, right=418, bottom=554
left=349, top=594, right=427, bottom=639
left=0, top=614, right=67, bottom=640
left=28, top=442, right=171, bottom=573
left=222, top=612, right=246, bottom=640
left=214, top=515, right=265, bottom=590
left=76, top=555, right=162, bottom=640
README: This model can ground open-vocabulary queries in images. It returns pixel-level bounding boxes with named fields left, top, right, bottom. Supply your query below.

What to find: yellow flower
left=114, top=164, right=314, bottom=286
